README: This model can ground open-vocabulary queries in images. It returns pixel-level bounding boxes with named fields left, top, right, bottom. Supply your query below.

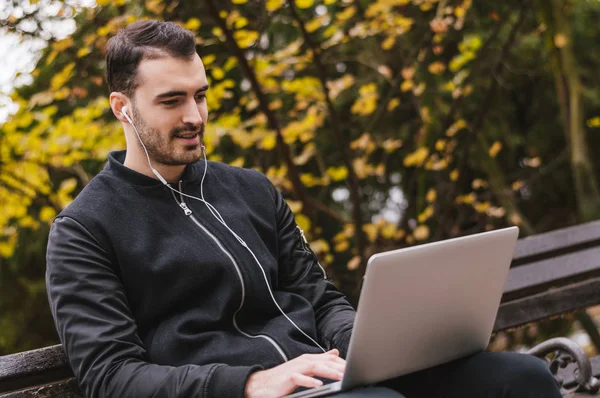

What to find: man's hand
left=245, top=349, right=346, bottom=398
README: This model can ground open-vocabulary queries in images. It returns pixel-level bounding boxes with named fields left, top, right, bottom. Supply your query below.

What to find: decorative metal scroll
left=527, top=337, right=599, bottom=395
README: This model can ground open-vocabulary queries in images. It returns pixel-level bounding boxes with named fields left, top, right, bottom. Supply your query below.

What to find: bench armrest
left=527, top=337, right=599, bottom=395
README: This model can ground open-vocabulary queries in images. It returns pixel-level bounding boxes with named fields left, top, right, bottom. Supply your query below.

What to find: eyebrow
left=155, top=84, right=210, bottom=99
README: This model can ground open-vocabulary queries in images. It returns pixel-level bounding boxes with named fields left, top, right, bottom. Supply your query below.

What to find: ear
left=109, top=92, right=131, bottom=124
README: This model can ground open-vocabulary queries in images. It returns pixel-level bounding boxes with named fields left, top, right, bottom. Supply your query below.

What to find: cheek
left=200, top=102, right=208, bottom=122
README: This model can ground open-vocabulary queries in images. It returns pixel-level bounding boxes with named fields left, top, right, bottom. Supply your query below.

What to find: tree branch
left=286, top=0, right=368, bottom=283
left=203, top=0, right=312, bottom=213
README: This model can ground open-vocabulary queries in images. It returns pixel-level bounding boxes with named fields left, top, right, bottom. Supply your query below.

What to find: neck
left=123, top=147, right=186, bottom=184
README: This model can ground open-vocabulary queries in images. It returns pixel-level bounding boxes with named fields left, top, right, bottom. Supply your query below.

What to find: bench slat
left=503, top=247, right=600, bottom=301
left=0, top=378, right=80, bottom=398
left=494, top=277, right=600, bottom=332
left=0, top=346, right=71, bottom=394
left=513, top=220, right=600, bottom=263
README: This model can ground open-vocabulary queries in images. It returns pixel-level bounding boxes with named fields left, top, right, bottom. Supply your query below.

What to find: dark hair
left=105, top=20, right=196, bottom=96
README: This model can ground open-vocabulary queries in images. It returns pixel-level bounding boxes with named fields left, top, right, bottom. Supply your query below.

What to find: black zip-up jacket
left=46, top=150, right=356, bottom=398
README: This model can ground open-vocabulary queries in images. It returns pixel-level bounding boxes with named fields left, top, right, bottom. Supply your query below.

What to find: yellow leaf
left=587, top=117, right=600, bottom=128
left=202, top=54, right=216, bottom=66
left=400, top=80, right=414, bottom=92
left=211, top=67, right=225, bottom=80
left=455, top=193, right=476, bottom=205
left=76, top=47, right=90, bottom=58
left=387, top=98, right=400, bottom=111
left=363, top=224, right=377, bottom=242
left=428, top=61, right=446, bottom=75
left=234, top=17, right=249, bottom=29
left=486, top=206, right=506, bottom=218
left=230, top=157, right=245, bottom=167
left=296, top=214, right=311, bottom=232
left=403, top=147, right=429, bottom=167
left=306, top=16, right=325, bottom=33
left=446, top=119, right=468, bottom=137
left=474, top=202, right=490, bottom=213
left=295, top=0, right=313, bottom=9
left=489, top=141, right=502, bottom=158
left=335, top=240, right=350, bottom=252
left=287, top=200, right=303, bottom=213
left=232, top=0, right=248, bottom=3
left=40, top=206, right=56, bottom=223
left=512, top=180, right=524, bottom=191
left=401, top=67, right=415, bottom=80
left=377, top=65, right=392, bottom=80
left=261, top=133, right=277, bottom=150
left=395, top=229, right=406, bottom=240
left=381, top=36, right=396, bottom=50
left=450, top=169, right=459, bottom=181
left=471, top=179, right=488, bottom=189
left=347, top=255, right=361, bottom=271
left=382, top=138, right=402, bottom=152
left=310, top=239, right=330, bottom=254
left=266, top=0, right=284, bottom=11
left=418, top=206, right=434, bottom=223
left=413, top=225, right=430, bottom=241
left=435, top=139, right=446, bottom=151
left=293, top=143, right=316, bottom=165
left=351, top=83, right=379, bottom=116
left=234, top=30, right=259, bottom=48
left=184, top=18, right=201, bottom=31
left=327, top=166, right=348, bottom=181
left=426, top=188, right=437, bottom=203
left=554, top=33, right=568, bottom=48
left=269, top=98, right=283, bottom=110
left=336, top=6, right=356, bottom=22
left=380, top=223, right=396, bottom=239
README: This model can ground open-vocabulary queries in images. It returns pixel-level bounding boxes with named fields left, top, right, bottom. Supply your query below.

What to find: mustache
left=171, top=125, right=204, bottom=136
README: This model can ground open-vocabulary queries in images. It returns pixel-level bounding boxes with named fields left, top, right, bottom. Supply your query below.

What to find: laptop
left=286, top=226, right=519, bottom=398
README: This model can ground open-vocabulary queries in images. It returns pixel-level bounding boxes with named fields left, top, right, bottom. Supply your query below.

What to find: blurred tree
left=1, top=0, right=599, bottom=354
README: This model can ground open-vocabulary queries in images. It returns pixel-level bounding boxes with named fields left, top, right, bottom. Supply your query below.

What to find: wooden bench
left=3, top=220, right=600, bottom=397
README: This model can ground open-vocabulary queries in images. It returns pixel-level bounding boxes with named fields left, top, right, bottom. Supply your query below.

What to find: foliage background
left=1, top=0, right=599, bottom=355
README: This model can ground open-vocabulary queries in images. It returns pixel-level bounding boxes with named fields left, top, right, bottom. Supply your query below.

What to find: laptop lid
left=341, top=226, right=519, bottom=390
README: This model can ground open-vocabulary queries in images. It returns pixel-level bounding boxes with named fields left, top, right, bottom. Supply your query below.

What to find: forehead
left=135, top=53, right=207, bottom=96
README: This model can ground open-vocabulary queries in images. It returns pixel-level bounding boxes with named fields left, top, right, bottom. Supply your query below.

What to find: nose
left=182, top=98, right=203, bottom=126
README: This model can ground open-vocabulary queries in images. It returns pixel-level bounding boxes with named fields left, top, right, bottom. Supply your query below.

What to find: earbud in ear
left=122, top=105, right=129, bottom=117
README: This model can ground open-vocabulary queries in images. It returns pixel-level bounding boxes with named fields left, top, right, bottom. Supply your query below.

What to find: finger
left=315, top=353, right=346, bottom=366
left=302, top=362, right=345, bottom=381
left=324, top=361, right=346, bottom=373
left=290, top=372, right=324, bottom=388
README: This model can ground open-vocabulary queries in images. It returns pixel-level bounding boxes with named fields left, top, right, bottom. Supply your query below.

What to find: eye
left=195, top=93, right=207, bottom=102
left=162, top=99, right=179, bottom=106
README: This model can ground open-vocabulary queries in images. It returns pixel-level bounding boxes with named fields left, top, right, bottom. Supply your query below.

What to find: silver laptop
left=286, top=226, right=519, bottom=398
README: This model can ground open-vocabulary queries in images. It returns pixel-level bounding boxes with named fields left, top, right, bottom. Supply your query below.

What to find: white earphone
left=120, top=104, right=327, bottom=354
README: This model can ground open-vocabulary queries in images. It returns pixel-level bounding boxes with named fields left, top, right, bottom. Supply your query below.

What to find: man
left=46, top=20, right=561, bottom=398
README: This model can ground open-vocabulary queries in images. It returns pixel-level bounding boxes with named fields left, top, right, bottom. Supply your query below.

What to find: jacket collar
left=104, top=150, right=203, bottom=187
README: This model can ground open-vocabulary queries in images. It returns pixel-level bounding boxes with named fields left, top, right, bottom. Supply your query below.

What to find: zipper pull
left=179, top=202, right=192, bottom=216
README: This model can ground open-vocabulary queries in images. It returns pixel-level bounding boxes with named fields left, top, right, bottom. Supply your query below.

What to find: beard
left=131, top=104, right=204, bottom=166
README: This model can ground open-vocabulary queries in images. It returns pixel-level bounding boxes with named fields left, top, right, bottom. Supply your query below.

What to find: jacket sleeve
left=46, top=216, right=259, bottom=398
left=269, top=185, right=356, bottom=357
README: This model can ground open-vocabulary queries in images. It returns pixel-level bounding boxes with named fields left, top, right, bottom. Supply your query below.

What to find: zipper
left=296, top=226, right=328, bottom=280
left=170, top=181, right=288, bottom=362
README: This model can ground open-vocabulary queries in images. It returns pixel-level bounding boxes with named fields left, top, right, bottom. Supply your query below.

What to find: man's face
left=128, top=53, right=209, bottom=166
